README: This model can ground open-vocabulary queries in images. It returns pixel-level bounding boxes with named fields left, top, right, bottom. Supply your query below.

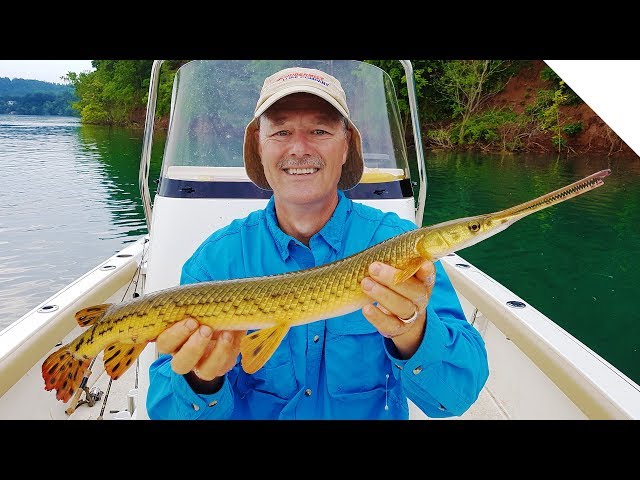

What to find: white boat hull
left=0, top=237, right=148, bottom=419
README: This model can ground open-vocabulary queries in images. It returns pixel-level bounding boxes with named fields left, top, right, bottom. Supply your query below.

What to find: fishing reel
left=65, top=372, right=103, bottom=415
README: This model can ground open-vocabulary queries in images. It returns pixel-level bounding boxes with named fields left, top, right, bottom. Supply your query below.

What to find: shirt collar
left=265, top=190, right=352, bottom=261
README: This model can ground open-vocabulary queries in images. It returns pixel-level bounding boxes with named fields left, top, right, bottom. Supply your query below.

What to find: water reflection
left=77, top=124, right=164, bottom=240
left=0, top=115, right=164, bottom=326
left=422, top=150, right=640, bottom=384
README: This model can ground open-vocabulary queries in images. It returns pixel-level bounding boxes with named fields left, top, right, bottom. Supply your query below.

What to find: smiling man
left=251, top=92, right=354, bottom=244
left=146, top=67, right=489, bottom=420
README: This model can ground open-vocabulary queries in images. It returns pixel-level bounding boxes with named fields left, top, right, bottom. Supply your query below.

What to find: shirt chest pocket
left=237, top=331, right=298, bottom=401
left=324, top=313, right=388, bottom=395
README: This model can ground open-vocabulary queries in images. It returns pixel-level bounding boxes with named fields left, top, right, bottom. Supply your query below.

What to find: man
left=146, top=67, right=489, bottom=419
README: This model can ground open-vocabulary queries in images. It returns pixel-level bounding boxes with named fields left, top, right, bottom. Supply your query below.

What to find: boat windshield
left=159, top=60, right=411, bottom=196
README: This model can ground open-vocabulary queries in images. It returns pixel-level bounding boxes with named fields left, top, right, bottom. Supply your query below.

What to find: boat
left=1, top=59, right=639, bottom=420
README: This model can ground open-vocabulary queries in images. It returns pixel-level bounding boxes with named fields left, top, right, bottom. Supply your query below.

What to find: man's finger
left=169, top=324, right=214, bottom=375
left=362, top=304, right=415, bottom=339
left=415, top=261, right=436, bottom=286
left=156, top=317, right=200, bottom=355
left=195, top=330, right=246, bottom=380
left=367, top=261, right=429, bottom=305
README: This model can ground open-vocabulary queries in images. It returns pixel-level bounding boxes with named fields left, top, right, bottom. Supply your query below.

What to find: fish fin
left=393, top=257, right=425, bottom=284
left=75, top=304, right=112, bottom=327
left=42, top=344, right=91, bottom=403
left=240, top=324, right=290, bottom=374
left=102, top=342, right=147, bottom=380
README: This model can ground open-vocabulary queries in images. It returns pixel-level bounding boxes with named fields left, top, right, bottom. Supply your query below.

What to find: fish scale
left=42, top=169, right=610, bottom=402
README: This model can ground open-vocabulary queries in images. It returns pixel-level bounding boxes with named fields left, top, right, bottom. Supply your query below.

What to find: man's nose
left=288, top=132, right=313, bottom=155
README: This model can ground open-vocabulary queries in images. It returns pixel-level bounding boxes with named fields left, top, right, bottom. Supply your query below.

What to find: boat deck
left=410, top=389, right=506, bottom=420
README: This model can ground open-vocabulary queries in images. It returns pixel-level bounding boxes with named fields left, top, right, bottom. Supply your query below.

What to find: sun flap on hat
left=243, top=67, right=364, bottom=191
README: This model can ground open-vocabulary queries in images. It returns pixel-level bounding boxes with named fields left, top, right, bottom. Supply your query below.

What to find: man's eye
left=275, top=130, right=289, bottom=136
left=312, top=129, right=327, bottom=135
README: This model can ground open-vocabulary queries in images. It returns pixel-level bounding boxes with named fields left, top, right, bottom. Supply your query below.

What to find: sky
left=0, top=60, right=94, bottom=83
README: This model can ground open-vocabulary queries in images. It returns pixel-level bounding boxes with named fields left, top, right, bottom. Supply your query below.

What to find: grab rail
left=139, top=60, right=164, bottom=232
left=400, top=60, right=428, bottom=226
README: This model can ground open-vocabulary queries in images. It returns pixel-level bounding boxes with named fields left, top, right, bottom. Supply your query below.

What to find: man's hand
left=156, top=317, right=246, bottom=385
left=361, top=260, right=436, bottom=359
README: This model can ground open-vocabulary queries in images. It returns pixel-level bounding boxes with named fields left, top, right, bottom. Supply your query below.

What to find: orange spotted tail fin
left=42, top=344, right=91, bottom=403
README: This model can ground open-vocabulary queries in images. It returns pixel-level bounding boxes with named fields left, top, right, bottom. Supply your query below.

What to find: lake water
left=0, top=115, right=162, bottom=326
left=1, top=114, right=639, bottom=385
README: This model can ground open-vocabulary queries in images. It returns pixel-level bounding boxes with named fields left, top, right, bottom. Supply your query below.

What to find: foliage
left=524, top=78, right=581, bottom=153
left=425, top=127, right=454, bottom=148
left=0, top=78, right=77, bottom=115
left=364, top=60, right=449, bottom=139
left=540, top=66, right=560, bottom=83
left=65, top=61, right=155, bottom=125
left=433, top=60, right=519, bottom=143
left=452, top=107, right=521, bottom=145
left=63, top=60, right=185, bottom=125
left=0, top=91, right=77, bottom=116
left=551, top=134, right=567, bottom=149
left=365, top=60, right=525, bottom=144
left=540, top=66, right=581, bottom=105
left=524, top=89, right=555, bottom=119
left=52, top=59, right=602, bottom=155
left=154, top=60, right=189, bottom=117
left=562, top=122, right=583, bottom=135
left=0, top=77, right=72, bottom=96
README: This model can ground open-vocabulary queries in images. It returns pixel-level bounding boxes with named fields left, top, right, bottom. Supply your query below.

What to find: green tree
left=365, top=60, right=450, bottom=136
left=436, top=60, right=515, bottom=144
left=65, top=60, right=182, bottom=126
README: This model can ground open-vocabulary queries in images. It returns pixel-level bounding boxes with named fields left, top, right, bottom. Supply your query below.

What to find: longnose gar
left=42, top=169, right=610, bottom=402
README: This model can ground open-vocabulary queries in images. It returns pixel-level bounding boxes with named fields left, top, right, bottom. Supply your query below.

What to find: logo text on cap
left=277, top=72, right=330, bottom=87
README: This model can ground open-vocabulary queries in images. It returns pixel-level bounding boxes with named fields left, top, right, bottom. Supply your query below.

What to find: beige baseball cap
left=243, top=67, right=364, bottom=191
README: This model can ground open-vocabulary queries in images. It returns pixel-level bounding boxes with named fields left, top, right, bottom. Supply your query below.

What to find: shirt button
left=412, top=366, right=423, bottom=375
left=305, top=388, right=312, bottom=396
left=438, top=404, right=446, bottom=411
left=208, top=400, right=218, bottom=407
left=192, top=403, right=200, bottom=411
left=395, top=363, right=403, bottom=370
left=313, top=335, right=320, bottom=343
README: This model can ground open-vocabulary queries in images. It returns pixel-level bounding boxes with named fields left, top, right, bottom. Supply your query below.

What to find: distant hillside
left=0, top=77, right=77, bottom=116
left=0, top=77, right=73, bottom=96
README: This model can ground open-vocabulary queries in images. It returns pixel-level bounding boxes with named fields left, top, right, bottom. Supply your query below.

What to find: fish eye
left=468, top=222, right=481, bottom=233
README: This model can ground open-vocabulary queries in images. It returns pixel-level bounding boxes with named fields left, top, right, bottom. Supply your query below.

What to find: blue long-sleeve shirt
left=146, top=190, right=489, bottom=419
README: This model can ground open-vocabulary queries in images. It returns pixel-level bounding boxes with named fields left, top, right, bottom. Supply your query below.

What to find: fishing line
left=120, top=236, right=149, bottom=303
left=97, top=377, right=113, bottom=420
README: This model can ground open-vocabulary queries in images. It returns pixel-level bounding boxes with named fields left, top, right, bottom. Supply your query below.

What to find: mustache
left=277, top=157, right=325, bottom=170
